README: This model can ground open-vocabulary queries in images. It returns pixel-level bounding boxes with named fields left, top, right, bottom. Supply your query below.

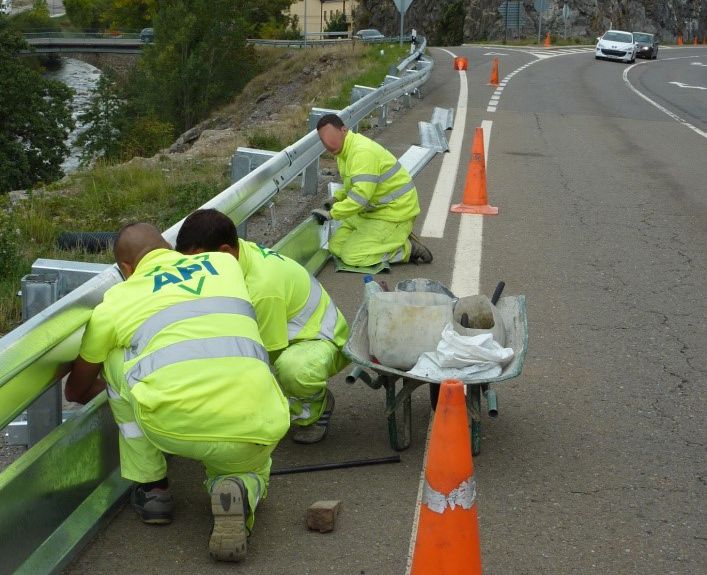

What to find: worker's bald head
left=114, top=223, right=170, bottom=279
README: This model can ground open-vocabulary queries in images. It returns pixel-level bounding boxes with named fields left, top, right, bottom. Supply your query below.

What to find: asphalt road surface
left=65, top=45, right=706, bottom=575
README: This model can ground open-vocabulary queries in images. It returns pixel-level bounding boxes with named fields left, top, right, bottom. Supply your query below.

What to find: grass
left=0, top=42, right=418, bottom=335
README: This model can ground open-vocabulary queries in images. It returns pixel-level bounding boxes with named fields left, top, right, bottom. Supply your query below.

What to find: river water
left=44, top=58, right=101, bottom=174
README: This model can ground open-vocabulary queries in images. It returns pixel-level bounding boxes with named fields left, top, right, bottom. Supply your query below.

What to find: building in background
left=289, top=0, right=359, bottom=36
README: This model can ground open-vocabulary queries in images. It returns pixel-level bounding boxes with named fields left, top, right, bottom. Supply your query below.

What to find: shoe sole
left=209, top=481, right=247, bottom=562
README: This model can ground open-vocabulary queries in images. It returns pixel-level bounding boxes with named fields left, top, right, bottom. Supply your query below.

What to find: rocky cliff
left=355, top=1, right=706, bottom=43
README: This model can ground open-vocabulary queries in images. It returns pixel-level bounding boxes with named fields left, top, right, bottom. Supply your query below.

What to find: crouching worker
left=312, top=113, right=433, bottom=267
left=176, top=209, right=350, bottom=444
left=65, top=223, right=289, bottom=562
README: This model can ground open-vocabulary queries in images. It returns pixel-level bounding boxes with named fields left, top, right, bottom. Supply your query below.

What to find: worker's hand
left=311, top=208, right=331, bottom=224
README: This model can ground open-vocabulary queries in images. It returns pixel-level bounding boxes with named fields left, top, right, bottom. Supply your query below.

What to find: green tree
left=0, top=23, right=74, bottom=193
left=434, top=1, right=465, bottom=46
left=64, top=0, right=112, bottom=30
left=324, top=10, right=348, bottom=38
left=103, top=0, right=157, bottom=30
left=134, top=0, right=254, bottom=132
left=6, top=1, right=58, bottom=32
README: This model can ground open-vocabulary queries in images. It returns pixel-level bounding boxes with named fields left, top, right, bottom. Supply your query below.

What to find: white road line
left=623, top=60, right=707, bottom=140
left=404, top=418, right=433, bottom=575
left=437, top=47, right=457, bottom=58
left=420, top=71, right=469, bottom=238
left=487, top=106, right=497, bottom=113
left=450, top=119, right=493, bottom=297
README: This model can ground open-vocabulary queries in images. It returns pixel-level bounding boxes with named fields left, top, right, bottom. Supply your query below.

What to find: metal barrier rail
left=22, top=31, right=141, bottom=39
left=247, top=35, right=412, bottom=48
left=0, top=38, right=431, bottom=573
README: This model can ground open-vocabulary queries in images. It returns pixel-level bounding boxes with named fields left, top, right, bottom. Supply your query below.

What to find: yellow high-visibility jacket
left=331, top=131, right=420, bottom=223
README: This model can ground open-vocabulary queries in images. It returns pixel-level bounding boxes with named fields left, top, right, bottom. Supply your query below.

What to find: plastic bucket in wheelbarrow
left=57, top=231, right=119, bottom=253
left=367, top=291, right=454, bottom=371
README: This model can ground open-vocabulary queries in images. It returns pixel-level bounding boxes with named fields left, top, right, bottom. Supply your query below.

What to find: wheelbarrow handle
left=491, top=281, right=505, bottom=305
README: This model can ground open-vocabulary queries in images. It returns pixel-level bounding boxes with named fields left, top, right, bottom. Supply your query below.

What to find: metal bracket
left=431, top=106, right=455, bottom=131
left=418, top=121, right=449, bottom=153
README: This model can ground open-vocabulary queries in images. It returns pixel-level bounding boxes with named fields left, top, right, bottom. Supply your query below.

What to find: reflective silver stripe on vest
left=378, top=181, right=415, bottom=205
left=125, top=336, right=268, bottom=388
left=347, top=189, right=371, bottom=208
left=351, top=173, right=379, bottom=184
left=422, top=476, right=477, bottom=514
left=379, top=161, right=402, bottom=182
left=126, top=297, right=255, bottom=361
left=118, top=421, right=144, bottom=439
left=287, top=276, right=338, bottom=342
left=319, top=297, right=338, bottom=341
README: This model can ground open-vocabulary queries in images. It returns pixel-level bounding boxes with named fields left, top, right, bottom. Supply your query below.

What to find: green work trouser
left=270, top=339, right=350, bottom=427
left=103, top=349, right=277, bottom=532
left=329, top=214, right=413, bottom=268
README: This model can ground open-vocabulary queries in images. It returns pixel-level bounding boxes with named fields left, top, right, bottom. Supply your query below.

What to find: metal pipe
left=271, top=455, right=401, bottom=476
left=484, top=389, right=499, bottom=418
left=345, top=365, right=372, bottom=386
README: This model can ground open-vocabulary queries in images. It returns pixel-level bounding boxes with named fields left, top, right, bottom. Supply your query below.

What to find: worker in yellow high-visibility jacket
left=176, top=209, right=350, bottom=444
left=312, top=113, right=433, bottom=267
left=65, top=223, right=289, bottom=563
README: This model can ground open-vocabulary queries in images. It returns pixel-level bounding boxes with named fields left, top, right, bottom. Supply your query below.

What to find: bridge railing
left=22, top=30, right=141, bottom=39
left=0, top=38, right=430, bottom=575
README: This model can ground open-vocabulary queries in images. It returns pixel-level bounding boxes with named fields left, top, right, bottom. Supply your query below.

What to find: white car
left=595, top=30, right=637, bottom=63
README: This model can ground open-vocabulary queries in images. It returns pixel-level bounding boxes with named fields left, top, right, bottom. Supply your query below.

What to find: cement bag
left=407, top=323, right=514, bottom=381
left=368, top=291, right=454, bottom=370
left=453, top=294, right=506, bottom=346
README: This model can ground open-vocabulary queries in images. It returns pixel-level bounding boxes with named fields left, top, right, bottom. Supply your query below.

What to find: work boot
left=209, top=477, right=249, bottom=562
left=293, top=390, right=335, bottom=444
left=408, top=233, right=433, bottom=263
left=131, top=484, right=174, bottom=525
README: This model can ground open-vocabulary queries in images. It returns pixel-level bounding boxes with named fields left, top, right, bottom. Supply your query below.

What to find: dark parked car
left=140, top=27, right=154, bottom=43
left=632, top=32, right=658, bottom=59
left=354, top=29, right=385, bottom=42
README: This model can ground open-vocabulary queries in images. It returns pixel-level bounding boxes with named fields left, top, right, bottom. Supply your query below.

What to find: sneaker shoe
left=131, top=484, right=174, bottom=525
left=292, top=390, right=335, bottom=444
left=209, top=477, right=248, bottom=562
left=409, top=233, right=433, bottom=263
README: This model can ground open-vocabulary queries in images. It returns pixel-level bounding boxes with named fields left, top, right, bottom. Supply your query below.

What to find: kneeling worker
left=312, top=113, right=433, bottom=267
left=66, top=223, right=289, bottom=562
left=176, top=209, right=350, bottom=444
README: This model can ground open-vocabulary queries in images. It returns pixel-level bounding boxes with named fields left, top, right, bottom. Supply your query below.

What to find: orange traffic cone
left=454, top=56, right=468, bottom=71
left=544, top=32, right=551, bottom=47
left=488, top=57, right=499, bottom=86
left=451, top=127, right=498, bottom=215
left=411, top=380, right=482, bottom=575
left=677, top=34, right=683, bottom=46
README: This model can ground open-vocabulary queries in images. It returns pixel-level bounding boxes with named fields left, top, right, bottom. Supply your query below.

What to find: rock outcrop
left=355, top=1, right=706, bottom=43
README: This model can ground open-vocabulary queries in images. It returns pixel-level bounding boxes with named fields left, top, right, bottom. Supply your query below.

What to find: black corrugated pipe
left=56, top=232, right=119, bottom=253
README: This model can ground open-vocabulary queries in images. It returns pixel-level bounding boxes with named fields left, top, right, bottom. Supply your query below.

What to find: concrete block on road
left=306, top=500, right=341, bottom=533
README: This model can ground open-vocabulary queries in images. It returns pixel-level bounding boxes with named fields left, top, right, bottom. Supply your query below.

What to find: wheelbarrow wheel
left=429, top=382, right=440, bottom=410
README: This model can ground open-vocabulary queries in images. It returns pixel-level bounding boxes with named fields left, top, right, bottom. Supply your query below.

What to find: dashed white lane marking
left=421, top=59, right=469, bottom=238
left=623, top=57, right=707, bottom=140
left=449, top=119, right=493, bottom=297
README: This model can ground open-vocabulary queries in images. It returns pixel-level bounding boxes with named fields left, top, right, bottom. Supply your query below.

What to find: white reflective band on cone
left=422, top=476, right=477, bottom=513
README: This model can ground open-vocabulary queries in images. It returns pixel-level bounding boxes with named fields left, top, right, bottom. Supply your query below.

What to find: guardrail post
left=21, top=273, right=63, bottom=447
left=305, top=108, right=340, bottom=195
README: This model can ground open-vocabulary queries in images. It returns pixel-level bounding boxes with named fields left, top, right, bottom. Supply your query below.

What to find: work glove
left=311, top=208, right=331, bottom=224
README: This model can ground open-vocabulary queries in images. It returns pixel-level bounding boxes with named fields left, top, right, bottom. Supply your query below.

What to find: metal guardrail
left=22, top=31, right=141, bottom=39
left=247, top=34, right=412, bottom=48
left=0, top=37, right=431, bottom=573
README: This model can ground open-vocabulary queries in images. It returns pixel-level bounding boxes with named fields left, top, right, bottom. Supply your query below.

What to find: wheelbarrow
left=343, top=288, right=528, bottom=455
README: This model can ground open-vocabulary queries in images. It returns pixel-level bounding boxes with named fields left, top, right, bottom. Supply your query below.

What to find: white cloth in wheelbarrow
left=406, top=323, right=514, bottom=380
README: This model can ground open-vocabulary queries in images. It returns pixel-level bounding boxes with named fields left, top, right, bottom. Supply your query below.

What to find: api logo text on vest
left=145, top=255, right=219, bottom=294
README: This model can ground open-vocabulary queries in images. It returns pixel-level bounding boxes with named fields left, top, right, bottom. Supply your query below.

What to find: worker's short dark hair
left=316, top=113, right=345, bottom=131
left=175, top=209, right=238, bottom=253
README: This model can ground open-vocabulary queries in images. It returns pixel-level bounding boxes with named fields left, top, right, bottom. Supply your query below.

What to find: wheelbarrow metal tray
left=343, top=295, right=528, bottom=385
